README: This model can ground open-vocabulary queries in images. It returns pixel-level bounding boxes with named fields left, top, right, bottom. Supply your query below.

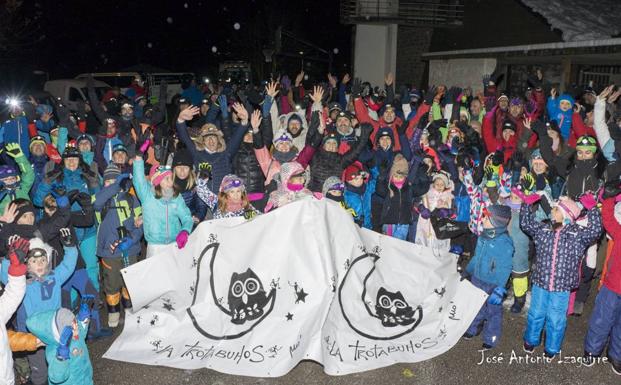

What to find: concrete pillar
left=353, top=23, right=398, bottom=87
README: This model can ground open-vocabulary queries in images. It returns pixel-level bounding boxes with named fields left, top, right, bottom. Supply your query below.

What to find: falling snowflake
left=303, top=74, right=309, bottom=81
left=211, top=46, right=218, bottom=53
left=184, top=3, right=188, bottom=8
left=166, top=17, right=173, bottom=24
left=233, top=23, right=241, bottom=30
left=147, top=42, right=153, bottom=48
left=333, top=48, right=339, bottom=54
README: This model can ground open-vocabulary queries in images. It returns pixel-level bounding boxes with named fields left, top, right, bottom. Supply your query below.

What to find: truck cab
left=43, top=79, right=110, bottom=111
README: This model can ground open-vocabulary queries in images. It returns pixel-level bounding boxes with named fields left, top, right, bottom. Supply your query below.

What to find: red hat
left=342, top=161, right=369, bottom=183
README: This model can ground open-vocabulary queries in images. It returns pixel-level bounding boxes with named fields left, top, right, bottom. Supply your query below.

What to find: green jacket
left=26, top=309, right=93, bottom=385
left=0, top=153, right=34, bottom=213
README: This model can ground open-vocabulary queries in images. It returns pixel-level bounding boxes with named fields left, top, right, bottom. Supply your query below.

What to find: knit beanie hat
left=390, top=154, right=408, bottom=177
left=27, top=237, right=53, bottom=262
left=112, top=143, right=128, bottom=154
left=0, top=165, right=18, bottom=179
left=103, top=164, right=121, bottom=182
left=15, top=202, right=36, bottom=223
left=322, top=176, right=345, bottom=195
left=220, top=174, right=245, bottom=193
left=172, top=149, right=194, bottom=168
left=575, top=135, right=598, bottom=154
left=54, top=308, right=75, bottom=343
left=322, top=132, right=340, bottom=146
left=530, top=149, right=547, bottom=169
left=342, top=161, right=368, bottom=183
left=432, top=172, right=450, bottom=189
left=62, top=146, right=80, bottom=159
left=287, top=114, right=303, bottom=127
left=486, top=204, right=511, bottom=228
left=556, top=196, right=582, bottom=224
left=273, top=129, right=293, bottom=145
left=149, top=165, right=172, bottom=186
left=29, top=135, right=47, bottom=150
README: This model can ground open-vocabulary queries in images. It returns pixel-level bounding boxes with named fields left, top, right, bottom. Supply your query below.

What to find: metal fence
left=340, top=0, right=464, bottom=27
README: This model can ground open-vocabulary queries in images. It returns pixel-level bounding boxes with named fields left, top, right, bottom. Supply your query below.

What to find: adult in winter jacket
left=308, top=122, right=372, bottom=193
left=176, top=104, right=247, bottom=193
left=171, top=149, right=207, bottom=222
left=0, top=241, right=27, bottom=385
left=0, top=102, right=31, bottom=159
left=520, top=193, right=601, bottom=357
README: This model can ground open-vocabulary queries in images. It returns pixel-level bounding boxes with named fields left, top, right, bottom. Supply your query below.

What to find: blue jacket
left=466, top=227, right=514, bottom=288
left=181, top=85, right=204, bottom=106
left=29, top=154, right=49, bottom=200
left=1, top=246, right=77, bottom=331
left=344, top=167, right=378, bottom=229
left=0, top=115, right=31, bottom=158
left=520, top=204, right=602, bottom=292
left=546, top=94, right=574, bottom=140
left=34, top=168, right=100, bottom=240
left=132, top=159, right=193, bottom=245
left=176, top=121, right=246, bottom=192
left=180, top=188, right=208, bottom=221
left=26, top=309, right=93, bottom=385
left=34, top=118, right=55, bottom=142
left=94, top=183, right=143, bottom=258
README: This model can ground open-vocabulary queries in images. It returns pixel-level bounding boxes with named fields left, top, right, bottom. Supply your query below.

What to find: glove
left=531, top=121, right=547, bottom=137
left=510, top=150, right=524, bottom=171
left=198, top=162, right=212, bottom=180
left=59, top=228, right=75, bottom=247
left=434, top=207, right=452, bottom=219
left=115, top=173, right=130, bottom=185
left=138, top=139, right=151, bottom=156
left=603, top=181, right=621, bottom=199
left=75, top=192, right=92, bottom=208
left=56, top=326, right=73, bottom=361
left=428, top=119, right=447, bottom=132
left=487, top=287, right=506, bottom=305
left=484, top=166, right=496, bottom=182
left=7, top=238, right=29, bottom=276
left=351, top=78, right=362, bottom=97
left=417, top=204, right=432, bottom=220
left=5, top=143, right=24, bottom=159
left=176, top=230, right=189, bottom=249
left=117, top=237, right=133, bottom=253
left=449, top=245, right=464, bottom=255
left=520, top=174, right=535, bottom=193
left=77, top=301, right=91, bottom=323
left=51, top=183, right=67, bottom=198
left=217, top=94, right=229, bottom=119
left=580, top=193, right=597, bottom=210
left=423, top=87, right=436, bottom=105
left=535, top=174, right=547, bottom=191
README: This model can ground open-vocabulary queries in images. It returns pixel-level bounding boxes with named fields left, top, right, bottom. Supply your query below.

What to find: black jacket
left=376, top=181, right=414, bottom=225
left=233, top=142, right=265, bottom=193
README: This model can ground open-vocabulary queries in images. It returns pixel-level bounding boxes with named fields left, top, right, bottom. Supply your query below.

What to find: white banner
left=104, top=198, right=486, bottom=376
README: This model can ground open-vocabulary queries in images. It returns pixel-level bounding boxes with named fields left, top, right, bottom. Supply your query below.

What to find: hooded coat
left=264, top=161, right=314, bottom=212
left=26, top=309, right=93, bottom=385
left=547, top=94, right=575, bottom=141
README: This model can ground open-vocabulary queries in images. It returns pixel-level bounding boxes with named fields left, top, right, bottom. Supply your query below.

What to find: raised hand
left=327, top=73, right=337, bottom=88
left=0, top=203, right=18, bottom=224
left=250, top=109, right=262, bottom=132
left=177, top=106, right=200, bottom=122
left=384, top=72, right=394, bottom=87
left=60, top=228, right=75, bottom=247
left=5, top=143, right=24, bottom=159
left=231, top=102, right=249, bottom=123
left=265, top=81, right=279, bottom=98
left=523, top=117, right=532, bottom=130
left=310, top=85, right=324, bottom=104
left=550, top=87, right=558, bottom=99
left=598, top=85, right=614, bottom=101
left=295, top=71, right=305, bottom=87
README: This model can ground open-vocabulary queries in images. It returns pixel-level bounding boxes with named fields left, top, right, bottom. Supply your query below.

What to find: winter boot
left=510, top=295, right=526, bottom=314
left=108, top=303, right=121, bottom=327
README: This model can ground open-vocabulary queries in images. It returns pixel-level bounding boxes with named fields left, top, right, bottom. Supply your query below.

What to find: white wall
left=428, top=58, right=498, bottom=92
left=353, top=24, right=398, bottom=87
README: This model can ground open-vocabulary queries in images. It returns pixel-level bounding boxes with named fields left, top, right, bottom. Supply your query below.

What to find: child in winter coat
left=211, top=175, right=260, bottom=220
left=376, top=154, right=414, bottom=240
left=520, top=193, right=601, bottom=357
left=132, top=155, right=193, bottom=258
left=26, top=306, right=93, bottom=385
left=264, top=161, right=314, bottom=213
left=0, top=142, right=35, bottom=213
left=343, top=162, right=378, bottom=229
left=0, top=238, right=28, bottom=385
left=415, top=171, right=454, bottom=251
left=1, top=234, right=77, bottom=385
left=94, top=164, right=143, bottom=328
left=546, top=90, right=574, bottom=141
left=463, top=205, right=514, bottom=349
left=583, top=196, right=621, bottom=375
left=172, top=149, right=207, bottom=223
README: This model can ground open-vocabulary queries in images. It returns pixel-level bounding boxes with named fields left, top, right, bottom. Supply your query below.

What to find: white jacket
left=0, top=274, right=26, bottom=385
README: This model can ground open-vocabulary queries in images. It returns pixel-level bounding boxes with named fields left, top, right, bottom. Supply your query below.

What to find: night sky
left=3, top=0, right=352, bottom=89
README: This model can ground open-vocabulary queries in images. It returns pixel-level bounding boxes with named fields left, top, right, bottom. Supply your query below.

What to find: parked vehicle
left=43, top=79, right=110, bottom=111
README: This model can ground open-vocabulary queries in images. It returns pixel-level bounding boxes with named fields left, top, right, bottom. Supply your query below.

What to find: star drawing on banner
left=163, top=302, right=175, bottom=312
left=285, top=312, right=293, bottom=321
left=295, top=289, right=308, bottom=303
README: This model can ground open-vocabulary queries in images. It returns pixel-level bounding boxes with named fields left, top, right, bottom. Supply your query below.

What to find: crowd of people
left=0, top=67, right=621, bottom=384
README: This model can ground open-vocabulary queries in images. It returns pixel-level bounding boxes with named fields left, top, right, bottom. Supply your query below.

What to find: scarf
left=346, top=183, right=366, bottom=196
left=175, top=177, right=190, bottom=192
left=273, top=149, right=297, bottom=164
left=391, top=178, right=405, bottom=189
left=326, top=193, right=344, bottom=203
left=287, top=182, right=304, bottom=192
left=481, top=226, right=506, bottom=239
left=226, top=199, right=243, bottom=212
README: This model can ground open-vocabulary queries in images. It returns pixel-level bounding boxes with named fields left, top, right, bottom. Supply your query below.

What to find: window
left=69, top=87, right=84, bottom=102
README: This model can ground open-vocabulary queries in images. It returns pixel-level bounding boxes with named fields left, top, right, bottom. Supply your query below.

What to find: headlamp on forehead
left=27, top=248, right=47, bottom=261
left=5, top=98, right=20, bottom=107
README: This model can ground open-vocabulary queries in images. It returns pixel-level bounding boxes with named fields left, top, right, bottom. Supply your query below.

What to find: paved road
left=89, top=293, right=619, bottom=385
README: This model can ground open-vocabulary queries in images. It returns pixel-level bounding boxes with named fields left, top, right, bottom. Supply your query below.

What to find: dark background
left=0, top=0, right=353, bottom=91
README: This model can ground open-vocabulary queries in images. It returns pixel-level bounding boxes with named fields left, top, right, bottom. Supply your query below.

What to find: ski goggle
left=329, top=182, right=345, bottom=192
left=156, top=165, right=171, bottom=172
left=222, top=178, right=243, bottom=191
left=577, top=136, right=597, bottom=147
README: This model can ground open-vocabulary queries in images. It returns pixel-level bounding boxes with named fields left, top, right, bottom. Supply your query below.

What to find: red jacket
left=354, top=97, right=405, bottom=151
left=568, top=113, right=596, bottom=148
left=601, top=198, right=621, bottom=295
left=482, top=106, right=517, bottom=162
